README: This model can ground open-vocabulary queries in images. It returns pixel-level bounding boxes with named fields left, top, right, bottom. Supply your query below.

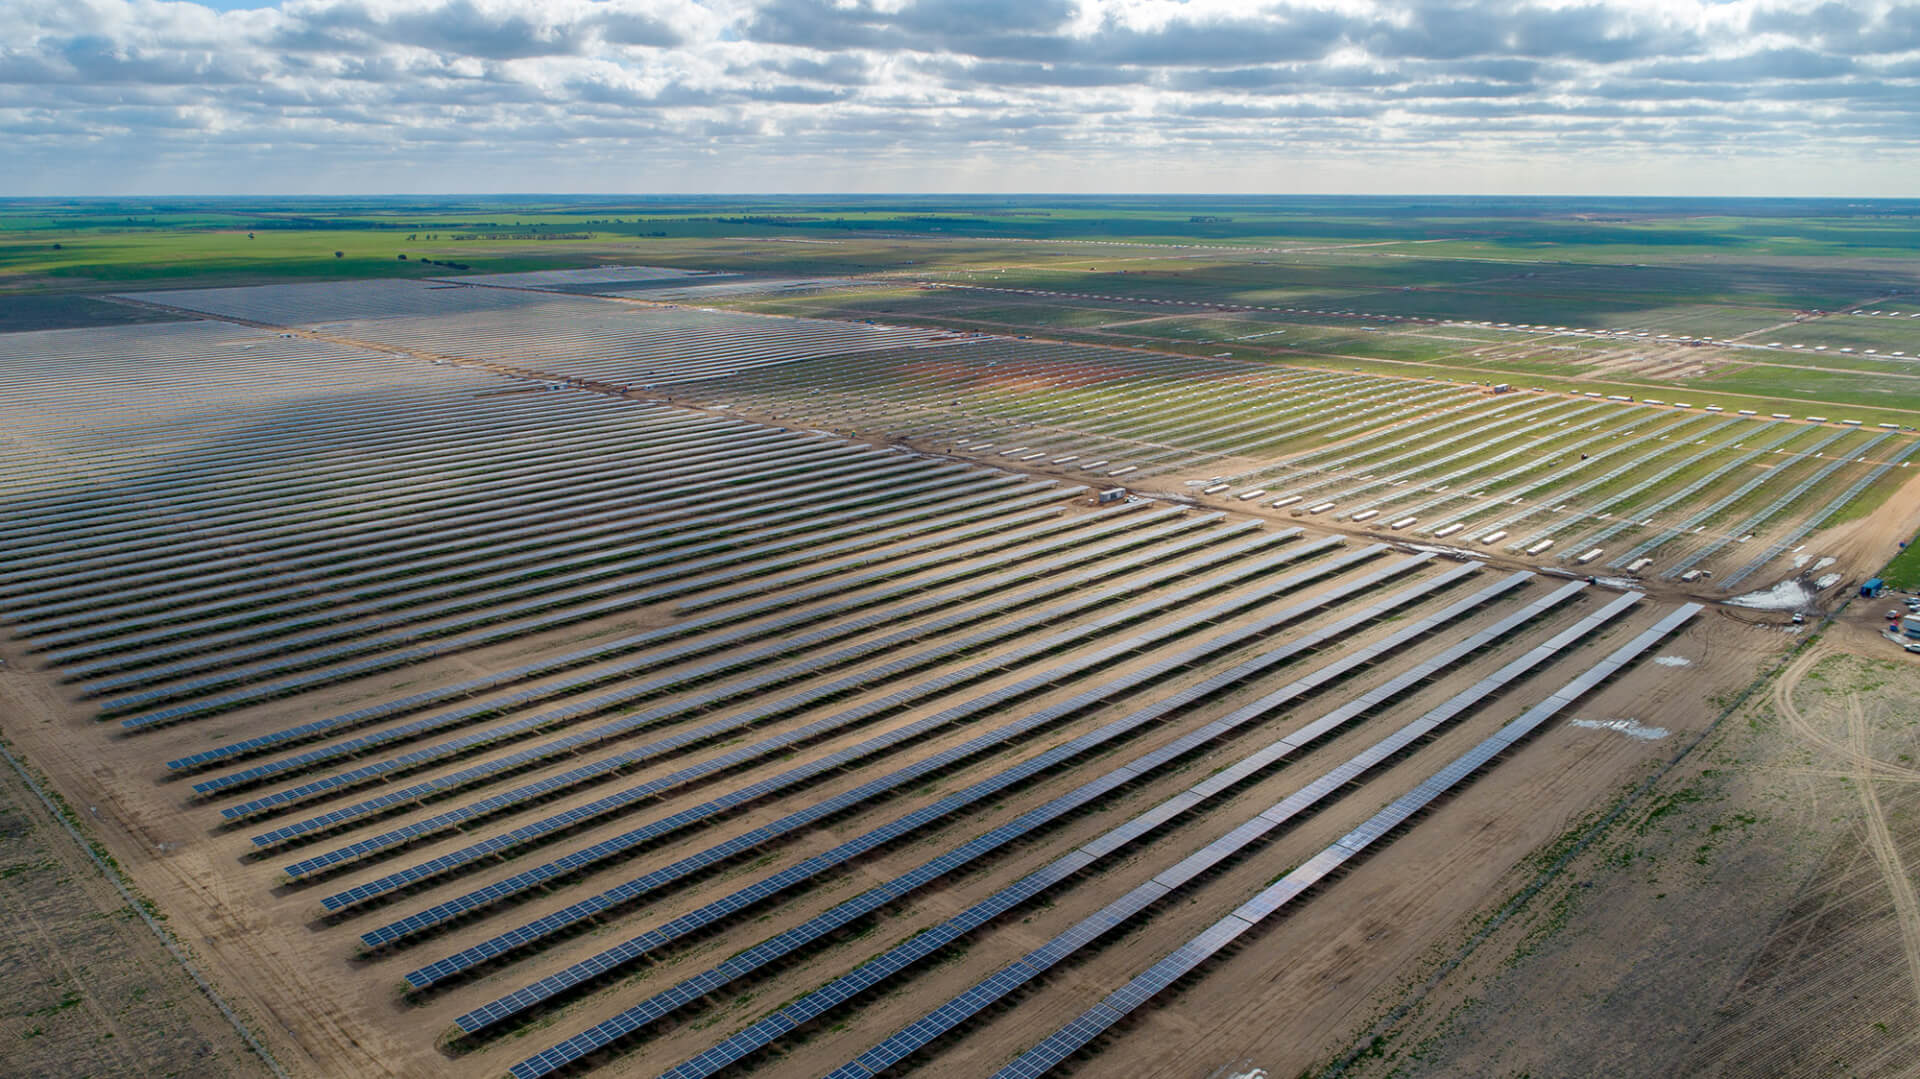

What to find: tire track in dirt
left=1773, top=644, right=1832, bottom=822
left=1758, top=637, right=1920, bottom=990
left=1844, top=690, right=1920, bottom=1014
left=1775, top=646, right=1920, bottom=791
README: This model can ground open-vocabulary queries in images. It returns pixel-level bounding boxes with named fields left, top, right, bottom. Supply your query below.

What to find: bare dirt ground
left=1801, top=464, right=1920, bottom=584
left=0, top=736, right=265, bottom=1079
left=1330, top=603, right=1920, bottom=1079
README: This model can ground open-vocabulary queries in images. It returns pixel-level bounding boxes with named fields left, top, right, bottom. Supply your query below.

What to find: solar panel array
left=1500, top=416, right=1752, bottom=555
left=598, top=276, right=862, bottom=302
left=1432, top=412, right=1724, bottom=539
left=281, top=521, right=1287, bottom=872
left=123, top=280, right=953, bottom=386
left=983, top=602, right=1702, bottom=1079
left=109, top=274, right=1910, bottom=584
left=507, top=579, right=1703, bottom=1079
left=1284, top=397, right=1589, bottom=505
left=1353, top=407, right=1655, bottom=526
left=627, top=326, right=1911, bottom=581
left=0, top=278, right=1732, bottom=1079
left=423, top=265, right=863, bottom=303
left=798, top=575, right=1592, bottom=1079
left=394, top=543, right=1389, bottom=983
left=190, top=503, right=1173, bottom=792
left=1719, top=435, right=1920, bottom=588
left=1617, top=426, right=1854, bottom=571
left=635, top=337, right=1483, bottom=479
left=1661, top=431, right=1893, bottom=580
left=435, top=265, right=726, bottom=289
left=501, top=567, right=1539, bottom=1076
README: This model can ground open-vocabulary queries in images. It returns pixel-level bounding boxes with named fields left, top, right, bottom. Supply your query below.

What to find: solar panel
left=466, top=550, right=1442, bottom=1046
left=78, top=468, right=1015, bottom=694
left=268, top=516, right=1267, bottom=857
left=170, top=495, right=1115, bottom=771
left=976, top=601, right=1702, bottom=1079
left=4, top=416, right=789, bottom=609
left=24, top=439, right=886, bottom=654
left=108, top=478, right=1069, bottom=724
left=376, top=535, right=1353, bottom=966
left=717, top=581, right=1625, bottom=1079
left=1611, top=426, right=1848, bottom=568
left=4, top=402, right=727, bottom=586
left=1721, top=436, right=1920, bottom=588
left=1254, top=395, right=1548, bottom=498
left=239, top=508, right=1208, bottom=804
left=1442, top=413, right=1729, bottom=543
left=1665, top=431, right=1893, bottom=580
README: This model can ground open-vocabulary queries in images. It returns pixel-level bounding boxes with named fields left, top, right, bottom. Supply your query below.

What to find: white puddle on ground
left=1569, top=717, right=1671, bottom=741
left=1728, top=578, right=1818, bottom=610
left=1653, top=655, right=1692, bottom=667
left=1816, top=572, right=1842, bottom=590
left=1814, top=556, right=1837, bottom=571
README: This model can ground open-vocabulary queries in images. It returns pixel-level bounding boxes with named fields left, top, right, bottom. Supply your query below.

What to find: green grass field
left=6, top=194, right=1920, bottom=428
left=1878, top=534, right=1920, bottom=589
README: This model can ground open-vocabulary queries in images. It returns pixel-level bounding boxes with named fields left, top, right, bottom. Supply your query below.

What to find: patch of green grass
left=1878, top=531, right=1920, bottom=589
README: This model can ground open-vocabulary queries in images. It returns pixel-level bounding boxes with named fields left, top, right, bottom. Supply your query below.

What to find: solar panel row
left=398, top=545, right=1401, bottom=989
left=1271, top=396, right=1570, bottom=501
left=655, top=575, right=1595, bottom=1079
left=1496, top=416, right=1754, bottom=553
left=1720, top=436, right=1920, bottom=588
left=478, top=562, right=1506, bottom=1055
left=1611, top=426, right=1851, bottom=568
left=2, top=408, right=655, bottom=558
left=1379, top=407, right=1649, bottom=527
left=1577, top=422, right=1804, bottom=561
left=76, top=466, right=1018, bottom=694
left=1328, top=401, right=1615, bottom=514
left=276, top=521, right=1284, bottom=880
left=1662, top=431, right=1892, bottom=580
left=646, top=337, right=1485, bottom=480
left=984, top=603, right=1702, bottom=1079
left=182, top=502, right=1152, bottom=784
left=242, top=514, right=1251, bottom=835
left=123, top=280, right=952, bottom=387
left=858, top=354, right=1345, bottom=470
left=17, top=430, right=869, bottom=641
left=336, top=531, right=1332, bottom=932
left=0, top=393, right=689, bottom=565
left=36, top=449, right=936, bottom=664
left=1436, top=412, right=1722, bottom=539
left=102, top=475, right=1069, bottom=723
left=128, top=479, right=1086, bottom=735
left=0, top=345, right=517, bottom=493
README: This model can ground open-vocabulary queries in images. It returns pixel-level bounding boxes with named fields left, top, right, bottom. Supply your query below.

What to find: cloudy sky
left=4, top=0, right=1917, bottom=196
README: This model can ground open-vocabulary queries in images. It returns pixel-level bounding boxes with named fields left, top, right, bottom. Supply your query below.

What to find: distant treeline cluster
left=445, top=233, right=592, bottom=241
left=682, top=215, right=1005, bottom=230
left=252, top=219, right=610, bottom=232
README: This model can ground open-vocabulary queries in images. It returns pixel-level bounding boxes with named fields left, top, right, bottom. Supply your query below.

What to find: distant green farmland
left=4, top=194, right=1919, bottom=424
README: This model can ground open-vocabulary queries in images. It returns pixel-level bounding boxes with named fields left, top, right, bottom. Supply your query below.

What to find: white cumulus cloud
left=2, top=0, right=1916, bottom=193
